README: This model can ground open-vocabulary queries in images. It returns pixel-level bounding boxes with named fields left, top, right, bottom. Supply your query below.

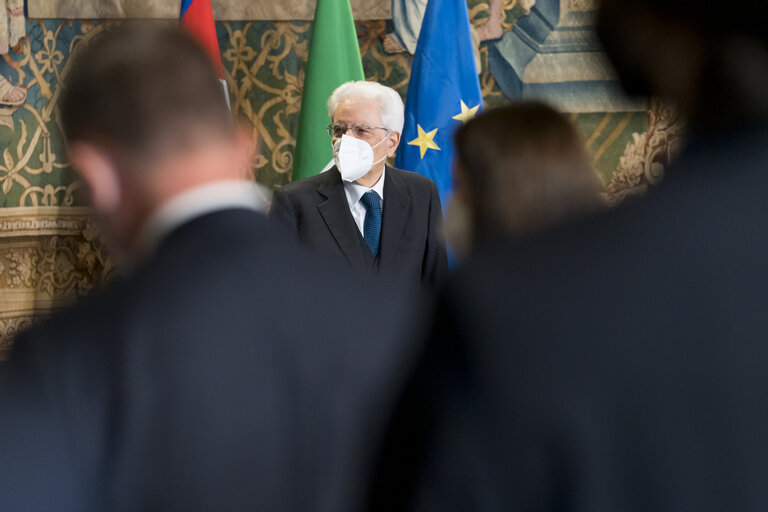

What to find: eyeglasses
left=326, top=123, right=390, bottom=138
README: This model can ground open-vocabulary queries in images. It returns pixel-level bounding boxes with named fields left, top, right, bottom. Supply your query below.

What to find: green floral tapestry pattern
left=2, top=15, right=646, bottom=201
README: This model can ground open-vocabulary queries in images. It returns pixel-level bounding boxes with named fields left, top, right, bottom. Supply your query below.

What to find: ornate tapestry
left=0, top=2, right=682, bottom=357
left=28, top=0, right=391, bottom=21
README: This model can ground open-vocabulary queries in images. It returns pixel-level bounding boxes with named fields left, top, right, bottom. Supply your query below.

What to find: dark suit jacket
left=369, top=126, right=768, bottom=511
left=270, top=165, right=448, bottom=289
left=0, top=208, right=424, bottom=512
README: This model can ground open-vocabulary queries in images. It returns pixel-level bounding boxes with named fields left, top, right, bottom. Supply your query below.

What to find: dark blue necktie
left=360, top=190, right=382, bottom=257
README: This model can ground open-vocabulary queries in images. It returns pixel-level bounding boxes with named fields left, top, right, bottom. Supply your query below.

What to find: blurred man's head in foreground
left=597, top=0, right=768, bottom=129
left=60, top=22, right=252, bottom=258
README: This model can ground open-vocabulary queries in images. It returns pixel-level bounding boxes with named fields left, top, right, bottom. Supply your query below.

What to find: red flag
left=180, top=0, right=229, bottom=105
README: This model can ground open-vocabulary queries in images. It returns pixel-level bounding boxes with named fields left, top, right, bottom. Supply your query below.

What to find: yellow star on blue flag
left=452, top=100, right=480, bottom=123
left=395, top=0, right=484, bottom=210
left=408, top=125, right=441, bottom=159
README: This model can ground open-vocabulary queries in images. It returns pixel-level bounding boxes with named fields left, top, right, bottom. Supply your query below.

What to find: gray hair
left=327, top=81, right=405, bottom=133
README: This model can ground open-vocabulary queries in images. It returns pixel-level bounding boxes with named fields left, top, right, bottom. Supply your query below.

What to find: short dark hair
left=455, top=101, right=604, bottom=241
left=60, top=22, right=232, bottom=162
left=604, top=0, right=766, bottom=42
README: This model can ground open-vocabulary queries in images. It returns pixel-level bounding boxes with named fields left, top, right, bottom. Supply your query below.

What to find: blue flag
left=395, top=0, right=483, bottom=210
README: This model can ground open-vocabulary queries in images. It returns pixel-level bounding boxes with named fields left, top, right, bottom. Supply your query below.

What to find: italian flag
left=292, top=0, right=364, bottom=181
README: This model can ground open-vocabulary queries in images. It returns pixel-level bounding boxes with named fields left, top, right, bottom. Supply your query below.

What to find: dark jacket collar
left=315, top=165, right=411, bottom=271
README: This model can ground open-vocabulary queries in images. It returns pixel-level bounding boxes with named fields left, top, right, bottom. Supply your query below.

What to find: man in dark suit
left=0, top=23, right=422, bottom=512
left=368, top=1, right=768, bottom=510
left=271, top=81, right=448, bottom=289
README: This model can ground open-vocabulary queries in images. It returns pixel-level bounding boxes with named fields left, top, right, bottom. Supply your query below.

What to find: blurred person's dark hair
left=597, top=0, right=768, bottom=130
left=611, top=0, right=765, bottom=43
left=449, top=101, right=604, bottom=253
left=59, top=21, right=232, bottom=169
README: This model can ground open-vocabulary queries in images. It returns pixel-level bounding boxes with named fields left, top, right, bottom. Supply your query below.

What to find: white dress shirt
left=135, top=180, right=268, bottom=259
left=342, top=169, right=385, bottom=236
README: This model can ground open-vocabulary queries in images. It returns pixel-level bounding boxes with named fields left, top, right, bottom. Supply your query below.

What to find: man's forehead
left=333, top=96, right=382, bottom=122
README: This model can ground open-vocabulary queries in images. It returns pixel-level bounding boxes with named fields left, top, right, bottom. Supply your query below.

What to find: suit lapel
left=380, top=166, right=411, bottom=270
left=317, top=167, right=368, bottom=268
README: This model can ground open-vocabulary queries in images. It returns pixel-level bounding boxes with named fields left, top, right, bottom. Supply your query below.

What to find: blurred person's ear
left=230, top=115, right=259, bottom=181
left=453, top=162, right=472, bottom=206
left=446, top=162, right=473, bottom=260
left=68, top=143, right=121, bottom=215
left=232, top=121, right=257, bottom=180
left=444, top=192, right=471, bottom=262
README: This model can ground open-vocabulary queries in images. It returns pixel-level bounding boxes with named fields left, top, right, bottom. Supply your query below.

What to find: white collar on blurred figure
left=135, top=180, right=267, bottom=259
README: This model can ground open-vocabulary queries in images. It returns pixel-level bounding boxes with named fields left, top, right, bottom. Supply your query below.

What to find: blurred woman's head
left=449, top=101, right=604, bottom=255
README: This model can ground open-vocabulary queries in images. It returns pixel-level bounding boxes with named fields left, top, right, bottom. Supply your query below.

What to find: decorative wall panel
left=28, top=0, right=391, bottom=21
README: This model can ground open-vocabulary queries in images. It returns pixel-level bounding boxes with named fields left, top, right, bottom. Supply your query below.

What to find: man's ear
left=387, top=131, right=401, bottom=157
left=67, top=142, right=121, bottom=214
left=453, top=162, right=472, bottom=207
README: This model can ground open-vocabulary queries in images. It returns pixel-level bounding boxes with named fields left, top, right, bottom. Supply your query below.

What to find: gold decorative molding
left=0, top=315, right=35, bottom=360
left=0, top=207, right=115, bottom=358
left=606, top=99, right=684, bottom=205
left=0, top=206, right=90, bottom=237
left=569, top=0, right=596, bottom=11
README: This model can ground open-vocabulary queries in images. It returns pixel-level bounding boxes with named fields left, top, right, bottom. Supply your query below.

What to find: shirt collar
left=342, top=167, right=386, bottom=207
left=134, top=180, right=267, bottom=259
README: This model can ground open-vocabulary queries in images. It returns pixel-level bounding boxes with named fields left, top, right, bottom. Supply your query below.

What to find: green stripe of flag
left=292, top=0, right=365, bottom=181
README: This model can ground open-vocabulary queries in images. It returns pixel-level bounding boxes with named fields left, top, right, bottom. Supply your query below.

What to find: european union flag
left=395, top=0, right=483, bottom=210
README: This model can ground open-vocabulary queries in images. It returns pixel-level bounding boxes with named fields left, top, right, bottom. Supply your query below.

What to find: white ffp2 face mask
left=332, top=134, right=389, bottom=182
